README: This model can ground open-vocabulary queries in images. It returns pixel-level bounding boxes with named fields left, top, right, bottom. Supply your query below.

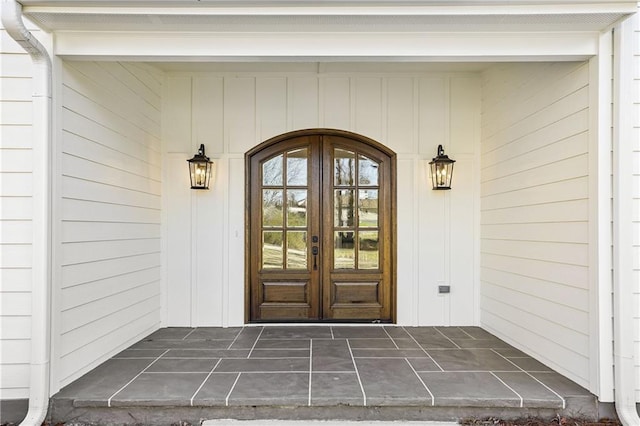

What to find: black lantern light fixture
left=187, top=144, right=213, bottom=190
left=429, top=145, right=455, bottom=190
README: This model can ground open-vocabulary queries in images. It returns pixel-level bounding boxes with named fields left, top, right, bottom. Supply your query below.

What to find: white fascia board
left=54, top=31, right=599, bottom=61
left=21, top=3, right=640, bottom=16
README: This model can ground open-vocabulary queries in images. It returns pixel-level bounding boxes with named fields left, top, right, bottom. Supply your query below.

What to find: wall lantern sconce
left=429, top=145, right=455, bottom=190
left=187, top=144, right=213, bottom=190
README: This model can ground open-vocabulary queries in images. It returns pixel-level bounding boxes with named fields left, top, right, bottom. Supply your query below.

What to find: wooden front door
left=247, top=130, right=395, bottom=322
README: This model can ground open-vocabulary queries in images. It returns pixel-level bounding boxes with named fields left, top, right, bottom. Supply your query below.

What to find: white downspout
left=1, top=1, right=52, bottom=426
left=612, top=12, right=640, bottom=426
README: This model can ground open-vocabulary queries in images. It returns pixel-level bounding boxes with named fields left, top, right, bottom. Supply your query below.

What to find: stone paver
left=52, top=326, right=592, bottom=411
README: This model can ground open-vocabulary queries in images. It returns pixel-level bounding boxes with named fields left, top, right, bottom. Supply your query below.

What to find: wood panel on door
left=247, top=131, right=395, bottom=322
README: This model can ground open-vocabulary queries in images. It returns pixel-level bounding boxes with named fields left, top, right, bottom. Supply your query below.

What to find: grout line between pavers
left=182, top=328, right=197, bottom=340
left=217, top=356, right=310, bottom=359
left=405, top=358, right=435, bottom=406
left=330, top=326, right=335, bottom=339
left=491, top=371, right=524, bottom=408
left=113, top=357, right=164, bottom=360
left=214, top=370, right=310, bottom=374
left=434, top=327, right=462, bottom=349
left=491, top=349, right=566, bottom=409
left=416, top=369, right=531, bottom=373
left=247, top=327, right=264, bottom=358
left=308, top=339, right=313, bottom=407
left=246, top=346, right=310, bottom=350
left=159, top=356, right=246, bottom=359
left=382, top=327, right=400, bottom=349
left=144, top=371, right=215, bottom=374
left=459, top=327, right=476, bottom=340
left=106, top=349, right=170, bottom=407
left=258, top=336, right=408, bottom=342
left=402, top=326, right=445, bottom=372
left=226, top=327, right=244, bottom=349
left=153, top=348, right=248, bottom=351
left=225, top=372, right=242, bottom=406
left=190, top=359, right=222, bottom=406
left=346, top=339, right=367, bottom=406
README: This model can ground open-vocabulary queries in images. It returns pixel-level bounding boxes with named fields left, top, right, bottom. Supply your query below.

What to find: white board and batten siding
left=0, top=23, right=34, bottom=401
left=163, top=68, right=481, bottom=327
left=480, top=62, right=592, bottom=390
left=55, top=61, right=163, bottom=390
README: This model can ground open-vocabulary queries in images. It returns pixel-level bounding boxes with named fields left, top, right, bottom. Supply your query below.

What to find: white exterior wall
left=162, top=68, right=481, bottom=327
left=53, top=61, right=163, bottom=389
left=480, top=62, right=592, bottom=389
left=0, top=23, right=34, bottom=401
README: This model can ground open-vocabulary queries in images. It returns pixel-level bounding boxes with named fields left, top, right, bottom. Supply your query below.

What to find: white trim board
left=53, top=31, right=600, bottom=62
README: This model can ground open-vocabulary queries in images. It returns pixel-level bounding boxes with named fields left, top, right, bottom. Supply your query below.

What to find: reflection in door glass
left=334, top=149, right=355, bottom=186
left=263, top=154, right=283, bottom=186
left=287, top=231, right=307, bottom=269
left=286, top=148, right=308, bottom=186
left=262, top=231, right=283, bottom=269
left=358, top=189, right=378, bottom=228
left=262, top=190, right=283, bottom=226
left=287, top=190, right=307, bottom=227
left=334, top=190, right=355, bottom=228
left=359, top=231, right=379, bottom=269
left=334, top=231, right=355, bottom=269
left=359, top=155, right=379, bottom=186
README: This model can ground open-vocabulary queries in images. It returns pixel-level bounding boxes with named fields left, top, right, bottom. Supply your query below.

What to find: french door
left=247, top=130, right=395, bottom=322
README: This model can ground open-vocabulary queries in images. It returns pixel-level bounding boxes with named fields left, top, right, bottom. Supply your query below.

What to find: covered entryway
left=247, top=130, right=396, bottom=322
left=4, top=3, right=638, bottom=424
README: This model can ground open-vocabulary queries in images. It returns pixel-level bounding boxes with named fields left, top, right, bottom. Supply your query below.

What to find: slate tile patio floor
left=52, top=326, right=595, bottom=413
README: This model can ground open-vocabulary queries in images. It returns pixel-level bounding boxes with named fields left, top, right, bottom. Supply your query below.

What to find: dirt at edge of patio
left=0, top=417, right=625, bottom=426
left=460, top=416, right=621, bottom=426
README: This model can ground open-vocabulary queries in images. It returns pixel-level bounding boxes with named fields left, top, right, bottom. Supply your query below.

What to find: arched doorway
left=246, top=129, right=396, bottom=322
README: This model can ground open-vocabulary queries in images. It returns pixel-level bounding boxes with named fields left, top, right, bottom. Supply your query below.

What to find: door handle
left=312, top=246, right=318, bottom=270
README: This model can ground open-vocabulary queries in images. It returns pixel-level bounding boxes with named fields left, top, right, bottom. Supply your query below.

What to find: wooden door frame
left=245, top=128, right=397, bottom=323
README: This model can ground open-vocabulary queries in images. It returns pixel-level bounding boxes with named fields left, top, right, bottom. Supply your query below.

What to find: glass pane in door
left=358, top=231, right=379, bottom=269
left=263, top=231, right=283, bottom=268
left=287, top=231, right=307, bottom=269
left=334, top=231, right=355, bottom=269
left=358, top=155, right=379, bottom=186
left=261, top=148, right=310, bottom=272
left=287, top=189, right=307, bottom=227
left=262, top=190, right=283, bottom=226
left=334, top=149, right=355, bottom=186
left=358, top=189, right=378, bottom=228
left=332, top=150, right=381, bottom=270
left=334, top=189, right=355, bottom=228
left=263, top=154, right=283, bottom=186
left=287, top=148, right=308, bottom=186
